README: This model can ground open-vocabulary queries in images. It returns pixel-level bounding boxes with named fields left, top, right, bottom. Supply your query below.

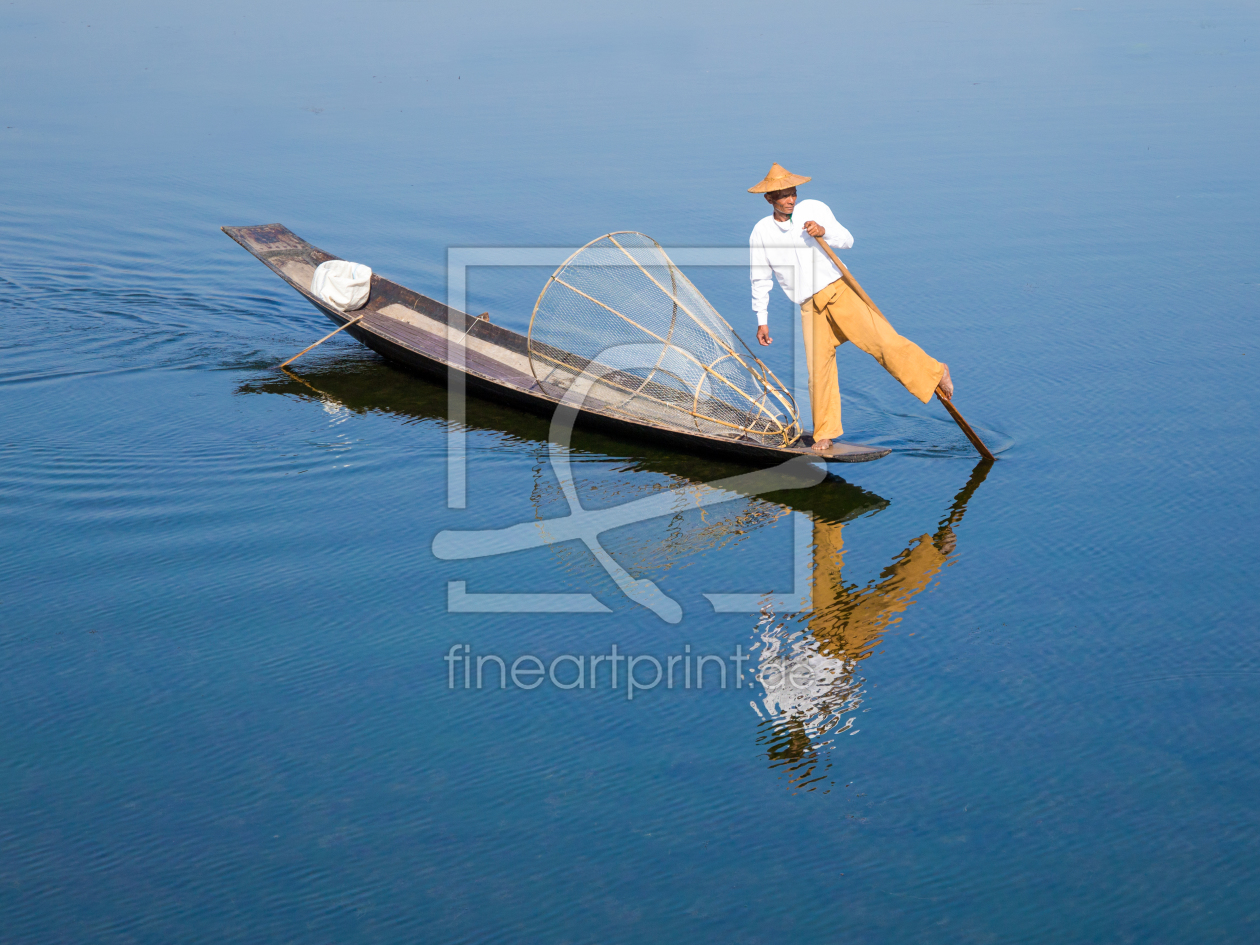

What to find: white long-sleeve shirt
left=749, top=198, right=854, bottom=326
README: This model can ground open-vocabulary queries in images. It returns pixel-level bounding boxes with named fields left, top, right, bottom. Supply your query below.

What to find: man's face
left=765, top=187, right=797, bottom=217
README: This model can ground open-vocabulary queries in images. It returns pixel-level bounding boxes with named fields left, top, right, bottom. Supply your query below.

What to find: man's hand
left=803, top=221, right=825, bottom=238
left=938, top=363, right=954, bottom=400
left=756, top=325, right=772, bottom=346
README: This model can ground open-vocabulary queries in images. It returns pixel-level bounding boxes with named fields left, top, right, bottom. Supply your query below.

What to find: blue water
left=3, top=0, right=1259, bottom=941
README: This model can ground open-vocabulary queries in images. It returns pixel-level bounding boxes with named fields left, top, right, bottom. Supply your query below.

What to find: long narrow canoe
left=222, top=224, right=890, bottom=464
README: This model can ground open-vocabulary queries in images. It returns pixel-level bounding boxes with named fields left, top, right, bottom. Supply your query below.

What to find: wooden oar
left=809, top=232, right=996, bottom=461
left=934, top=389, right=995, bottom=461
left=278, top=313, right=366, bottom=369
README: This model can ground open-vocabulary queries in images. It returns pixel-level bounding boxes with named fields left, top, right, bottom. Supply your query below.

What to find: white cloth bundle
left=311, top=260, right=372, bottom=312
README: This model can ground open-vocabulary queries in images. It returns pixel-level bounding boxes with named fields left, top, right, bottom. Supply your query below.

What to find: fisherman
left=749, top=163, right=953, bottom=451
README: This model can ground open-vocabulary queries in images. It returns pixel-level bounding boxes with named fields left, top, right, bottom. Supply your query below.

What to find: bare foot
left=811, top=438, right=832, bottom=452
left=938, top=363, right=954, bottom=400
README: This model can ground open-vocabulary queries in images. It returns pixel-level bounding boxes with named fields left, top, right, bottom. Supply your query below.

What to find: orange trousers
left=800, top=278, right=944, bottom=440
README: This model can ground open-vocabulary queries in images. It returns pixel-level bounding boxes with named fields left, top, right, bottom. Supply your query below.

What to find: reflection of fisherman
left=808, top=517, right=954, bottom=659
left=748, top=163, right=955, bottom=452
left=759, top=516, right=954, bottom=722
left=757, top=462, right=989, bottom=733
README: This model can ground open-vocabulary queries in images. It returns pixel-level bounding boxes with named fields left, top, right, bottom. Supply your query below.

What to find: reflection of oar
left=278, top=313, right=366, bottom=369
left=940, top=457, right=993, bottom=529
left=933, top=456, right=993, bottom=551
left=809, top=234, right=995, bottom=461
left=280, top=366, right=342, bottom=402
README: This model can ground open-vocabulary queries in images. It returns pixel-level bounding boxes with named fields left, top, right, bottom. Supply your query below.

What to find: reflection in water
left=248, top=355, right=893, bottom=526
left=752, top=462, right=991, bottom=791
left=249, top=357, right=988, bottom=792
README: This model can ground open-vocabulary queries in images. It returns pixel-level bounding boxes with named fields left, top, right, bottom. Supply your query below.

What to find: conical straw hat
left=747, top=162, right=811, bottom=194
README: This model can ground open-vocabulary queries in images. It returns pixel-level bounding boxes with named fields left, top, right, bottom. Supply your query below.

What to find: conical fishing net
left=528, top=232, right=801, bottom=448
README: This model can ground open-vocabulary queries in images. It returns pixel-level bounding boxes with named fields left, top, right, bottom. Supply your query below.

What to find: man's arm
left=802, top=202, right=854, bottom=250
left=820, top=205, right=854, bottom=250
left=750, top=232, right=775, bottom=345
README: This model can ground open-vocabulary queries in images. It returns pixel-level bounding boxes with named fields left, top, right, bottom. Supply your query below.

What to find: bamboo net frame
left=528, top=232, right=801, bottom=447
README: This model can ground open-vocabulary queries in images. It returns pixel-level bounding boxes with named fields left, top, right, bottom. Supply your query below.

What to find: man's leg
left=799, top=295, right=844, bottom=446
left=813, top=280, right=944, bottom=404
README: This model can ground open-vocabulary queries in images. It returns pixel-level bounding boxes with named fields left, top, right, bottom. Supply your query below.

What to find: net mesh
left=528, top=232, right=801, bottom=448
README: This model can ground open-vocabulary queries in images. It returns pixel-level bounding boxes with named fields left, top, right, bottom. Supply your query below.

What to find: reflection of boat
left=223, top=224, right=890, bottom=466
left=239, top=356, right=890, bottom=525
left=245, top=359, right=890, bottom=623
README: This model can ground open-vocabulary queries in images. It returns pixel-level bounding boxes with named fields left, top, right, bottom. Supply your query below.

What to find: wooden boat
left=222, top=224, right=891, bottom=465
